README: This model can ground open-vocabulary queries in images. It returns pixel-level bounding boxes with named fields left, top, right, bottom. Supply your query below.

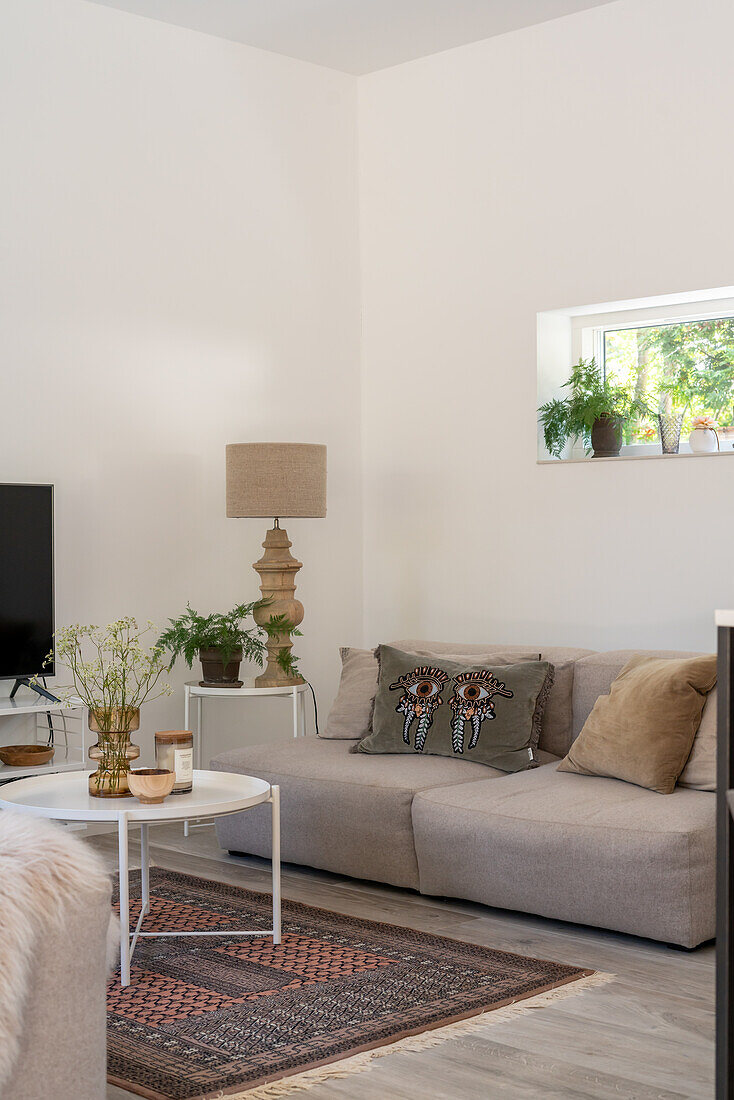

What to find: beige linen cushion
left=323, top=648, right=377, bottom=739
left=559, top=654, right=717, bottom=794
left=678, top=688, right=716, bottom=791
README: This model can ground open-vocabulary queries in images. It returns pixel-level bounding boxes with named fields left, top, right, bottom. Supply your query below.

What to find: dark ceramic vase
left=198, top=647, right=243, bottom=687
left=591, top=415, right=623, bottom=457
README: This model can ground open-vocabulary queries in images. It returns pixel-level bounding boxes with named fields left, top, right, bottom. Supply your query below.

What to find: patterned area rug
left=108, top=869, right=605, bottom=1100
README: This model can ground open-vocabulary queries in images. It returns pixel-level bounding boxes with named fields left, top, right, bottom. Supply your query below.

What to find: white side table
left=184, top=679, right=309, bottom=771
left=0, top=769, right=280, bottom=988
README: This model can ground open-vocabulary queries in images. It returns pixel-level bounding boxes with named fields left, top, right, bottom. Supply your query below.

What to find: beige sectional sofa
left=212, top=641, right=716, bottom=948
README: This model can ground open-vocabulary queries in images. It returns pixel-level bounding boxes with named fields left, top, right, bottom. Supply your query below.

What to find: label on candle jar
left=174, top=747, right=193, bottom=785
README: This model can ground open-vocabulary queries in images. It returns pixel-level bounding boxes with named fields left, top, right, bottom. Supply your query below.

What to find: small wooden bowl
left=128, top=768, right=176, bottom=804
left=0, top=744, right=55, bottom=767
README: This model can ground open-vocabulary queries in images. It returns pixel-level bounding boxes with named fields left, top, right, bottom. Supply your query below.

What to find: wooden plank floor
left=96, top=822, right=715, bottom=1100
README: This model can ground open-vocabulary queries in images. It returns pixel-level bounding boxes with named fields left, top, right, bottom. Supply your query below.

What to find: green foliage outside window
left=604, top=316, right=734, bottom=442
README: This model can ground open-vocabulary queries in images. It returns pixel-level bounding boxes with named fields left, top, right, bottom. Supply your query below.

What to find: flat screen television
left=0, top=484, right=54, bottom=680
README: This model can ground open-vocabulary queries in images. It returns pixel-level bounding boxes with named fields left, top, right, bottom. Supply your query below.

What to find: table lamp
left=226, top=442, right=327, bottom=687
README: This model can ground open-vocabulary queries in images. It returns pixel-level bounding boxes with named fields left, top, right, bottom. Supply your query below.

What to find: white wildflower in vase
left=38, top=619, right=172, bottom=798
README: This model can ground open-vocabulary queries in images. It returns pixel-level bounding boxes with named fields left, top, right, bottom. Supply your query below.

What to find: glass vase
left=658, top=413, right=684, bottom=455
left=88, top=707, right=141, bottom=798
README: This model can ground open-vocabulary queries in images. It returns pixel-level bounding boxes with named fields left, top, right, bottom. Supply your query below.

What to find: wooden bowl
left=128, top=768, right=176, bottom=804
left=0, top=744, right=55, bottom=767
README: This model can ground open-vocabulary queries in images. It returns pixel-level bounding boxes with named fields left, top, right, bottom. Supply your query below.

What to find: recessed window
left=537, top=288, right=734, bottom=461
left=602, top=315, right=734, bottom=446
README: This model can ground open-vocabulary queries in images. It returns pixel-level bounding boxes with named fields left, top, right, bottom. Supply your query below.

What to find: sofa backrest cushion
left=323, top=647, right=376, bottom=739
left=571, top=648, right=717, bottom=792
left=355, top=645, right=555, bottom=771
left=323, top=643, right=543, bottom=741
left=571, top=649, right=706, bottom=740
left=678, top=687, right=716, bottom=791
left=559, top=654, right=716, bottom=794
left=391, top=640, right=595, bottom=758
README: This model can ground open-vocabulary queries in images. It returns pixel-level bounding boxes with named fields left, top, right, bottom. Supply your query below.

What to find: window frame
left=597, top=309, right=734, bottom=387
left=538, top=286, right=734, bottom=462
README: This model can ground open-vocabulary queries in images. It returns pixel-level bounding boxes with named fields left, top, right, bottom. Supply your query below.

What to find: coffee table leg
left=140, top=823, right=150, bottom=915
left=271, top=785, right=281, bottom=944
left=118, top=813, right=131, bottom=987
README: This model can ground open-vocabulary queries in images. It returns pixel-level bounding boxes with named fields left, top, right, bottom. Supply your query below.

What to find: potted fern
left=157, top=602, right=302, bottom=687
left=538, top=358, right=653, bottom=458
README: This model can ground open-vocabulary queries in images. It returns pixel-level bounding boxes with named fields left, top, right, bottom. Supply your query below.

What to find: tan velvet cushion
left=678, top=688, right=717, bottom=791
left=558, top=654, right=717, bottom=794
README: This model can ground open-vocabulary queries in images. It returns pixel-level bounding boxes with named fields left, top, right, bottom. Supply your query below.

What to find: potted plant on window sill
left=157, top=602, right=303, bottom=688
left=538, top=358, right=653, bottom=459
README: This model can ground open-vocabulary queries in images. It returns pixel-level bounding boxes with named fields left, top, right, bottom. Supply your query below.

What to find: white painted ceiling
left=85, top=0, right=619, bottom=74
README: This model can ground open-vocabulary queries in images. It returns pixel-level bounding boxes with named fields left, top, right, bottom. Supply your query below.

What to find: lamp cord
left=305, top=680, right=319, bottom=736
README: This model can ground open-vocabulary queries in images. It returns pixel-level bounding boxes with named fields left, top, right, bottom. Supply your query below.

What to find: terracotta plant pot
left=88, top=706, right=141, bottom=798
left=591, top=415, right=623, bottom=457
left=199, top=646, right=243, bottom=688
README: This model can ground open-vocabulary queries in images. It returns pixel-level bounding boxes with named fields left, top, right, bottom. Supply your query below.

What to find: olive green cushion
left=356, top=645, right=553, bottom=772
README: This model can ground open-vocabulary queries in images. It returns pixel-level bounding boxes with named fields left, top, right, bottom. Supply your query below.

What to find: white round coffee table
left=0, top=769, right=280, bottom=987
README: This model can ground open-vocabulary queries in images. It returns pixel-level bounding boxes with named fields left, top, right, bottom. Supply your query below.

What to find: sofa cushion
left=571, top=648, right=705, bottom=740
left=321, top=643, right=542, bottom=741
left=411, top=764, right=715, bottom=946
left=211, top=738, right=556, bottom=890
left=323, top=647, right=377, bottom=739
left=393, top=640, right=596, bottom=757
left=357, top=645, right=553, bottom=771
left=679, top=688, right=717, bottom=791
left=559, top=654, right=716, bottom=794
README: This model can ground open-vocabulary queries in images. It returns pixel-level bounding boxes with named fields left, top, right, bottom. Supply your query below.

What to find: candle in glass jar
left=155, top=730, right=194, bottom=793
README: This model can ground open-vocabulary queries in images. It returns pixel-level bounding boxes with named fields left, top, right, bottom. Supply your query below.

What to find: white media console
left=0, top=694, right=86, bottom=782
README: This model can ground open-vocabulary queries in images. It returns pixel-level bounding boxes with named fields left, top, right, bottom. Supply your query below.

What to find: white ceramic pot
left=688, top=427, right=719, bottom=453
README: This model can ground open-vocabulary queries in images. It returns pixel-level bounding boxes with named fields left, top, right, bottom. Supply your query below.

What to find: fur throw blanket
left=0, top=811, right=118, bottom=1091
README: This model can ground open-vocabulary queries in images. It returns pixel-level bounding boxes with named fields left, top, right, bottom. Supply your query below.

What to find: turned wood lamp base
left=225, top=442, right=326, bottom=690
left=252, top=522, right=306, bottom=688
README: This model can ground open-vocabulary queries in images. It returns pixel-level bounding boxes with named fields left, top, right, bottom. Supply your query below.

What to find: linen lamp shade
left=226, top=443, right=327, bottom=519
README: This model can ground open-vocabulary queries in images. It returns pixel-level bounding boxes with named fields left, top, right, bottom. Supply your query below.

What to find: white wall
left=358, top=0, right=734, bottom=654
left=3, top=0, right=732, bottom=769
left=0, top=0, right=362, bottom=755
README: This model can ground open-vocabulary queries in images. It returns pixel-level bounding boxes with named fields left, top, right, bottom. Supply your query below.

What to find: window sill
left=538, top=447, right=734, bottom=465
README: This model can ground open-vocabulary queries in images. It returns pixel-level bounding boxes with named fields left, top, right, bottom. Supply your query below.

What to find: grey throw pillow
left=355, top=645, right=554, bottom=771
left=322, top=647, right=377, bottom=739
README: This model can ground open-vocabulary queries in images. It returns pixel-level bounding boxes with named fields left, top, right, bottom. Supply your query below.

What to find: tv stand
left=10, top=677, right=61, bottom=705
left=0, top=694, right=86, bottom=782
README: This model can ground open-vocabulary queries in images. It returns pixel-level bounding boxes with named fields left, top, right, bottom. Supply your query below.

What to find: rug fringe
left=214, top=970, right=614, bottom=1100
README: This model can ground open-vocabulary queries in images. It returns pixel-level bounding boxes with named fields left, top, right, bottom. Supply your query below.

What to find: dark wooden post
left=717, top=622, right=734, bottom=1100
